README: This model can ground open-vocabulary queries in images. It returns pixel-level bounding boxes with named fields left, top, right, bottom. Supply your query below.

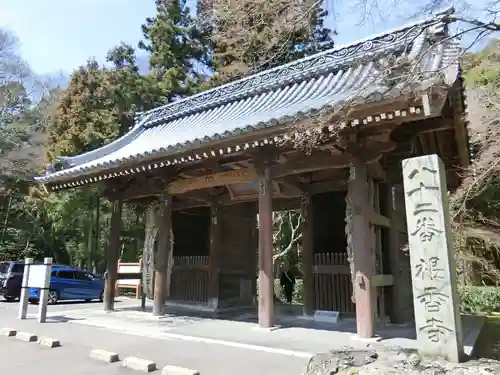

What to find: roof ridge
left=137, top=6, right=455, bottom=129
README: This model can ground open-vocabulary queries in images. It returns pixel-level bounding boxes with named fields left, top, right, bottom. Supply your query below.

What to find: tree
left=47, top=45, right=160, bottom=158
left=40, top=44, right=164, bottom=272
left=201, top=0, right=335, bottom=82
left=139, top=0, right=212, bottom=98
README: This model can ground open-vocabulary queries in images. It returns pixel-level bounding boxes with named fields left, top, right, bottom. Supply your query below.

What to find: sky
left=0, top=0, right=489, bottom=77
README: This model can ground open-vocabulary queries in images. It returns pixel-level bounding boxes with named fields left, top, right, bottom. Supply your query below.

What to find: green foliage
left=0, top=0, right=334, bottom=276
left=463, top=40, right=500, bottom=87
left=460, top=286, right=500, bottom=314
left=139, top=0, right=211, bottom=98
left=48, top=48, right=163, bottom=158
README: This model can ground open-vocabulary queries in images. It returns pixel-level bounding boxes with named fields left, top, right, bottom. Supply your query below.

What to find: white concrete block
left=162, top=365, right=200, bottom=375
left=0, top=328, right=16, bottom=337
left=90, top=349, right=120, bottom=363
left=122, top=356, right=156, bottom=372
left=38, top=337, right=60, bottom=348
left=15, top=332, right=37, bottom=342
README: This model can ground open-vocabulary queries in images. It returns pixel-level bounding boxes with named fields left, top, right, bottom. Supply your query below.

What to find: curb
left=15, top=332, right=38, bottom=342
left=38, top=337, right=61, bottom=348
left=90, top=349, right=120, bottom=363
left=122, top=356, right=157, bottom=372
left=0, top=328, right=16, bottom=337
left=162, top=365, right=200, bottom=375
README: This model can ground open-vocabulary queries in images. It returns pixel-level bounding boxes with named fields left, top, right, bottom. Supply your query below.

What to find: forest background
left=1, top=0, right=499, bottom=313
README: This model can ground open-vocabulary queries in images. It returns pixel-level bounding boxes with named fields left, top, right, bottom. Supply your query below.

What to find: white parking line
left=69, top=319, right=314, bottom=359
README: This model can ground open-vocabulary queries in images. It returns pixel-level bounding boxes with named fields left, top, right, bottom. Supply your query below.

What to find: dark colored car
left=0, top=261, right=25, bottom=301
left=29, top=265, right=104, bottom=304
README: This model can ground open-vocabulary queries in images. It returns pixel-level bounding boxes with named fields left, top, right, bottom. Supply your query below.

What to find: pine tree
left=139, top=0, right=211, bottom=99
left=199, top=0, right=336, bottom=82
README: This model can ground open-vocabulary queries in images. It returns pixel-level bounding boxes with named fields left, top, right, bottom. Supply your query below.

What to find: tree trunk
left=0, top=193, right=12, bottom=246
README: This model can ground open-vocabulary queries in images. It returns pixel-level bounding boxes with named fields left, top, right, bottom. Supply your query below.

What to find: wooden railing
left=313, top=252, right=355, bottom=313
left=170, top=256, right=209, bottom=303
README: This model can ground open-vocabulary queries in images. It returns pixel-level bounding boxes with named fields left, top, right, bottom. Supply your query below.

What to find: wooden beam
left=104, top=199, right=121, bottom=312
left=168, top=168, right=257, bottom=195
left=451, top=91, right=470, bottom=168
left=301, top=192, right=314, bottom=316
left=276, top=176, right=304, bottom=196
left=418, top=133, right=432, bottom=154
left=207, top=203, right=221, bottom=309
left=368, top=212, right=391, bottom=228
left=367, top=161, right=387, bottom=181
left=373, top=274, right=394, bottom=287
left=349, top=158, right=376, bottom=338
left=390, top=116, right=452, bottom=142
left=167, top=145, right=391, bottom=196
left=309, top=180, right=347, bottom=194
left=153, top=191, right=172, bottom=316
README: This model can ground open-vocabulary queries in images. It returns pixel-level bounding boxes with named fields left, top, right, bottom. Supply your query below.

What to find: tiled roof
left=37, top=8, right=459, bottom=184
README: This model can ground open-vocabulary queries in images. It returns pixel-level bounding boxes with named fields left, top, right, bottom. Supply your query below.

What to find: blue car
left=29, top=265, right=104, bottom=305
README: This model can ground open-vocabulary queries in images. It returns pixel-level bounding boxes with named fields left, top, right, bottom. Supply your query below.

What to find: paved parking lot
left=0, top=298, right=310, bottom=375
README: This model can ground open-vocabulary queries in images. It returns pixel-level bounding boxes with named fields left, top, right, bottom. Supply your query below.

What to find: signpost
left=18, top=257, right=53, bottom=323
left=402, top=155, right=463, bottom=362
left=18, top=258, right=33, bottom=320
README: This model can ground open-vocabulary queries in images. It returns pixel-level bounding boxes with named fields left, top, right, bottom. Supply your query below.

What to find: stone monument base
left=303, top=345, right=496, bottom=375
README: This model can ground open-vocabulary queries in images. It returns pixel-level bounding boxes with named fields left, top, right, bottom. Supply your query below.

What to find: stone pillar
left=207, top=203, right=221, bottom=310
left=257, top=165, right=274, bottom=328
left=301, top=192, right=314, bottom=317
left=349, top=158, right=376, bottom=338
left=153, top=191, right=172, bottom=316
left=402, top=154, right=463, bottom=362
left=104, top=198, right=122, bottom=312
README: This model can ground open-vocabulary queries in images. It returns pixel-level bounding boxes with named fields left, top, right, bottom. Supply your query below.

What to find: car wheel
left=29, top=298, right=39, bottom=305
left=48, top=290, right=58, bottom=305
left=99, top=290, right=104, bottom=303
left=3, top=296, right=16, bottom=302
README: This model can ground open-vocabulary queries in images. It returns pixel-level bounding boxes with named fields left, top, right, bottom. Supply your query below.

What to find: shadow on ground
left=475, top=316, right=500, bottom=359
left=114, top=302, right=417, bottom=340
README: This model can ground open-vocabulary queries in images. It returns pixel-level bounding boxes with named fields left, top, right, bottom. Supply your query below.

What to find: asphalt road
left=0, top=298, right=309, bottom=375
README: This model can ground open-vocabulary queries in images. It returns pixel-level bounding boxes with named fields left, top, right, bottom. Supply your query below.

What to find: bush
left=460, top=286, right=500, bottom=314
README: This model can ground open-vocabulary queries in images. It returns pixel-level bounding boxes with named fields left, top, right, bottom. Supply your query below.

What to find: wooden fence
left=170, top=256, right=209, bottom=303
left=313, top=252, right=355, bottom=313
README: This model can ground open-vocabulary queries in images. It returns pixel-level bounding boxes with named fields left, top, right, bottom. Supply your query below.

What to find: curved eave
left=37, top=10, right=460, bottom=188
left=41, top=98, right=443, bottom=192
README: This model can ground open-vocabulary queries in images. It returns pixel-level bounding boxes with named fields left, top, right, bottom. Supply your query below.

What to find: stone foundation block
left=15, top=332, right=37, bottom=342
left=89, top=349, right=120, bottom=363
left=38, top=337, right=60, bottom=348
left=162, top=365, right=200, bottom=375
left=122, top=356, right=156, bottom=372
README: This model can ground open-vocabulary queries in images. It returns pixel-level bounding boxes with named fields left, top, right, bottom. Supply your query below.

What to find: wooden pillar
left=258, top=165, right=274, bottom=328
left=104, top=198, right=122, bottom=312
left=349, top=158, right=376, bottom=338
left=152, top=191, right=172, bottom=316
left=207, top=203, right=220, bottom=310
left=301, top=192, right=314, bottom=316
left=387, top=184, right=413, bottom=323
